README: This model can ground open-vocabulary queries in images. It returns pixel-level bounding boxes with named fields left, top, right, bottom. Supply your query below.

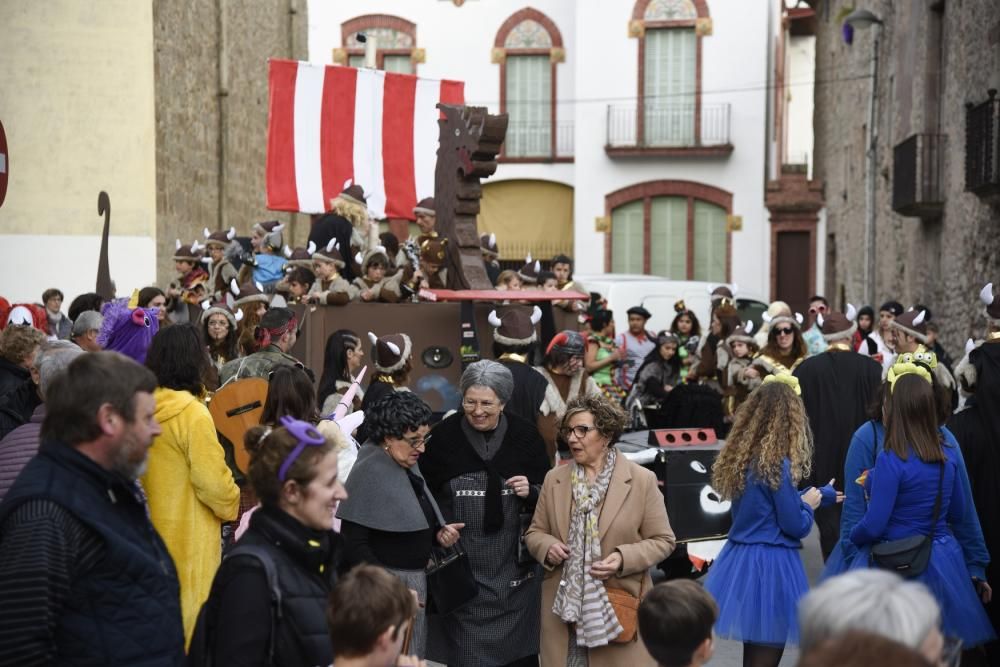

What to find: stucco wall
left=0, top=1, right=157, bottom=303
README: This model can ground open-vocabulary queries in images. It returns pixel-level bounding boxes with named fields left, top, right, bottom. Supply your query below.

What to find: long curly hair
left=711, top=381, right=813, bottom=499
left=236, top=302, right=265, bottom=355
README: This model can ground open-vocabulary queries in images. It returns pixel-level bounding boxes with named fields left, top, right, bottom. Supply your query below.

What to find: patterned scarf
left=552, top=447, right=624, bottom=647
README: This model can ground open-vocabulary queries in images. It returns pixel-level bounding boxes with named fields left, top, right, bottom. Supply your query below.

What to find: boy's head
left=286, top=267, right=315, bottom=297
left=496, top=270, right=522, bottom=291
left=551, top=254, right=573, bottom=283
left=537, top=270, right=558, bottom=291
left=366, top=257, right=386, bottom=282
left=731, top=340, right=750, bottom=358
left=328, top=564, right=417, bottom=664
left=174, top=259, right=195, bottom=276
left=639, top=580, right=717, bottom=667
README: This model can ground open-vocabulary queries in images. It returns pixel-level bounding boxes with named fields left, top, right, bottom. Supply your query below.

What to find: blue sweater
left=840, top=422, right=989, bottom=578
left=850, top=445, right=963, bottom=545
left=253, top=253, right=288, bottom=284
left=726, top=459, right=816, bottom=547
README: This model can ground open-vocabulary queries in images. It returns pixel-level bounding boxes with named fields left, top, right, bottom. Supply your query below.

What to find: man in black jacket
left=0, top=351, right=185, bottom=666
left=794, top=306, right=882, bottom=561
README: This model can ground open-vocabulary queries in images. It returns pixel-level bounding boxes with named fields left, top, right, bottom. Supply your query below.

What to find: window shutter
left=612, top=201, right=645, bottom=274
left=644, top=29, right=696, bottom=146
left=693, top=201, right=727, bottom=282
left=506, top=55, right=551, bottom=157
left=383, top=54, right=413, bottom=74
left=650, top=196, right=687, bottom=278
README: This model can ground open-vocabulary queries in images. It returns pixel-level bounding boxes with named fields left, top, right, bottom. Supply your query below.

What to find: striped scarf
left=552, top=447, right=624, bottom=647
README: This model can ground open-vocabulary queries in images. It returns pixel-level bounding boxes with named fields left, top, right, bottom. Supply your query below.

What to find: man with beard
left=793, top=305, right=881, bottom=560
left=948, top=282, right=1000, bottom=660
left=0, top=352, right=185, bottom=665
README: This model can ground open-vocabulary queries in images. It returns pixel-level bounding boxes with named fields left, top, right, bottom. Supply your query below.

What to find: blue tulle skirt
left=819, top=541, right=853, bottom=581
left=845, top=535, right=996, bottom=647
left=704, top=542, right=808, bottom=645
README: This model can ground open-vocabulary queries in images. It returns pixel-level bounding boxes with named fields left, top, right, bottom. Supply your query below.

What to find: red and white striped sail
left=266, top=59, right=464, bottom=218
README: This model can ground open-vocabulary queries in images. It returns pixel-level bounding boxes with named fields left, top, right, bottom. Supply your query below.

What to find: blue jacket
left=838, top=421, right=988, bottom=578
left=727, top=459, right=819, bottom=547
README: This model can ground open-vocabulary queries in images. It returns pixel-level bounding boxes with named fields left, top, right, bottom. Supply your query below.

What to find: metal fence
left=504, top=120, right=574, bottom=159
left=965, top=91, right=999, bottom=195
left=606, top=102, right=731, bottom=148
left=892, top=133, right=945, bottom=217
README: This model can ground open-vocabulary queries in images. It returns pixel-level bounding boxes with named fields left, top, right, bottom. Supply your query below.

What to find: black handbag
left=516, top=506, right=535, bottom=566
left=870, top=462, right=943, bottom=578
left=425, top=542, right=478, bottom=615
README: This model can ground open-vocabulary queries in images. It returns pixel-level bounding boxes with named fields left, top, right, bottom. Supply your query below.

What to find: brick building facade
left=812, top=0, right=1000, bottom=355
left=153, top=0, right=308, bottom=285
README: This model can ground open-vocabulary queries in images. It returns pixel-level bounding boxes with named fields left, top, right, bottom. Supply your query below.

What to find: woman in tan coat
left=526, top=394, right=675, bottom=667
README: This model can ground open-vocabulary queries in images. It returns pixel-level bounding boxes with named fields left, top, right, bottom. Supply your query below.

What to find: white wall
left=308, top=0, right=774, bottom=297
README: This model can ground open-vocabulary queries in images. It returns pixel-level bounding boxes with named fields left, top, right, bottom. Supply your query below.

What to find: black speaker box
left=642, top=445, right=732, bottom=543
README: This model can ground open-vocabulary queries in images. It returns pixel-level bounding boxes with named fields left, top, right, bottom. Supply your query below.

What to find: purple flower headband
left=277, top=415, right=326, bottom=482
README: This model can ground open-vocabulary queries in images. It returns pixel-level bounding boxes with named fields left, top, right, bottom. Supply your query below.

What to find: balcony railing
left=605, top=103, right=732, bottom=156
left=503, top=120, right=573, bottom=160
left=965, top=90, right=1000, bottom=196
left=892, top=133, right=945, bottom=217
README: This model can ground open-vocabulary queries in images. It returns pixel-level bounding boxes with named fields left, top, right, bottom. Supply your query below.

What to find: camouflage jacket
left=218, top=345, right=304, bottom=385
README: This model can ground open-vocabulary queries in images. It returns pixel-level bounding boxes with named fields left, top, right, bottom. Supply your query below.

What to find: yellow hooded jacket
left=141, top=387, right=240, bottom=647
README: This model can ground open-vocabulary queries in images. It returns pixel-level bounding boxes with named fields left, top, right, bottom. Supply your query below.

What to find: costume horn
left=795, top=313, right=804, bottom=325
left=487, top=310, right=502, bottom=328
left=307, top=240, right=317, bottom=254
left=980, top=283, right=994, bottom=306
left=816, top=313, right=825, bottom=328
left=386, top=341, right=400, bottom=356
left=333, top=366, right=367, bottom=421
left=368, top=331, right=379, bottom=347
left=230, top=279, right=240, bottom=296
left=227, top=227, right=236, bottom=240
left=283, top=245, right=292, bottom=258
left=965, top=338, right=976, bottom=354
left=203, top=227, right=211, bottom=238
left=531, top=306, right=543, bottom=325
left=913, top=310, right=926, bottom=326
left=845, top=303, right=857, bottom=321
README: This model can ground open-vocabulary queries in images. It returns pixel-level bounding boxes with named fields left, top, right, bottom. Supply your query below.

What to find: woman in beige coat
left=526, top=394, right=675, bottom=667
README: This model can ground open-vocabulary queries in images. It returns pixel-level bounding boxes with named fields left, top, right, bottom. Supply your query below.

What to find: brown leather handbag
left=606, top=583, right=642, bottom=644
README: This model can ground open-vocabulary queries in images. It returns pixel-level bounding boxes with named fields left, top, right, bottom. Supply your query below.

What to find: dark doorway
left=775, top=231, right=810, bottom=314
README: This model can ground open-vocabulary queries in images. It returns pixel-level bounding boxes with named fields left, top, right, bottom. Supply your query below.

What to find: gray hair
left=34, top=341, right=85, bottom=399
left=460, top=359, right=513, bottom=404
left=71, top=310, right=104, bottom=337
left=798, top=570, right=941, bottom=652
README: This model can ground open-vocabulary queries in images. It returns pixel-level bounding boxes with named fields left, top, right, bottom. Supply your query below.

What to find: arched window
left=610, top=0, right=724, bottom=153
left=337, top=15, right=420, bottom=74
left=493, top=9, right=566, bottom=161
left=606, top=180, right=731, bottom=281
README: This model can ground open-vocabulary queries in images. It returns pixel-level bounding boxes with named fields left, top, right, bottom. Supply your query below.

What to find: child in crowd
left=495, top=270, right=523, bottom=291
left=353, top=247, right=402, bottom=303
left=243, top=221, right=288, bottom=292
left=723, top=321, right=760, bottom=420
left=203, top=227, right=239, bottom=302
left=282, top=267, right=315, bottom=305
left=639, top=580, right=717, bottom=667
left=537, top=270, right=559, bottom=291
left=306, top=240, right=358, bottom=306
left=166, top=240, right=209, bottom=323
left=670, top=301, right=702, bottom=382
left=626, top=331, right=682, bottom=429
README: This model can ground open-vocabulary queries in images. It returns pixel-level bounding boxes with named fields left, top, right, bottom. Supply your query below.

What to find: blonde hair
left=711, top=381, right=813, bottom=499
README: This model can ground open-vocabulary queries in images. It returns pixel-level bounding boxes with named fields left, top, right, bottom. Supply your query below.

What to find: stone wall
left=153, top=0, right=308, bottom=286
left=813, top=0, right=1000, bottom=358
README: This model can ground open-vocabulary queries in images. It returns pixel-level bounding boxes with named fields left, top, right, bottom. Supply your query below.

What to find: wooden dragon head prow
left=434, top=104, right=508, bottom=290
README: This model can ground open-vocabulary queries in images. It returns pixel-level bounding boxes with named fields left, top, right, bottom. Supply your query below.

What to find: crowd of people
left=0, top=191, right=998, bottom=667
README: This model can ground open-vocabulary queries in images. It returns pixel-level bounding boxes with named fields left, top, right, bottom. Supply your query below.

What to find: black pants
left=814, top=503, right=843, bottom=562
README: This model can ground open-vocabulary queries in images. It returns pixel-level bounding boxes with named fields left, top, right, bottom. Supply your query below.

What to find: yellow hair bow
left=887, top=362, right=932, bottom=391
left=762, top=372, right=801, bottom=396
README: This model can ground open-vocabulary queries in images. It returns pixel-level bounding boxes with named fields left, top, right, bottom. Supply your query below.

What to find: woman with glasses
left=525, top=393, right=675, bottom=667
left=420, top=360, right=551, bottom=667
left=337, top=391, right=461, bottom=658
left=744, top=312, right=807, bottom=382
left=202, top=417, right=347, bottom=666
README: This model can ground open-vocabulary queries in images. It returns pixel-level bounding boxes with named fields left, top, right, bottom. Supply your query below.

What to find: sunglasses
left=774, top=327, right=795, bottom=336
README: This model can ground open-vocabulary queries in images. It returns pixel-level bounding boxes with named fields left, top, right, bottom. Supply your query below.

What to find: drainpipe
left=863, top=25, right=881, bottom=308
left=217, top=0, right=229, bottom=232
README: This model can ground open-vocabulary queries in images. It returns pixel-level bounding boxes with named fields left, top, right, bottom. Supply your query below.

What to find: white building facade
left=309, top=0, right=813, bottom=303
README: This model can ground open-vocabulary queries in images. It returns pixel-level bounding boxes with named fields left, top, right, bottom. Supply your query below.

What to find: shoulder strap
left=225, top=544, right=283, bottom=665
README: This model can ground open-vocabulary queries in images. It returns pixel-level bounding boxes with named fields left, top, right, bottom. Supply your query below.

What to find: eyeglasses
left=462, top=399, right=499, bottom=412
left=399, top=434, right=428, bottom=449
left=558, top=424, right=599, bottom=440
left=774, top=327, right=795, bottom=336
left=808, top=305, right=828, bottom=315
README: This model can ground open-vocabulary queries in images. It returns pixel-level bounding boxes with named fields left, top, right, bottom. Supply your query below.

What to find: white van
left=572, top=274, right=769, bottom=334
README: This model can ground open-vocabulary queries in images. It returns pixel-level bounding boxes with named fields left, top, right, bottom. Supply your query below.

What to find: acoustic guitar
left=208, top=377, right=269, bottom=474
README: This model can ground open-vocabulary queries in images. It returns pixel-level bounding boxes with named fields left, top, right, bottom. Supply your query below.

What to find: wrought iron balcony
left=892, top=133, right=945, bottom=217
left=502, top=120, right=573, bottom=161
left=605, top=103, right=733, bottom=157
left=965, top=90, right=1000, bottom=196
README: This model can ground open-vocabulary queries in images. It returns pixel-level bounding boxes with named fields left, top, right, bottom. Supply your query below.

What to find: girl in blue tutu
left=704, top=374, right=837, bottom=667
left=849, top=366, right=995, bottom=650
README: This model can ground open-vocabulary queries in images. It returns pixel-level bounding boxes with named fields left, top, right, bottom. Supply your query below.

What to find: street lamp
left=846, top=8, right=883, bottom=308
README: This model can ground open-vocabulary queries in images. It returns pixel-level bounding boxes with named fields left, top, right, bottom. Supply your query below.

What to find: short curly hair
left=0, top=325, right=47, bottom=365
left=364, top=391, right=432, bottom=444
left=562, top=394, right=629, bottom=444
